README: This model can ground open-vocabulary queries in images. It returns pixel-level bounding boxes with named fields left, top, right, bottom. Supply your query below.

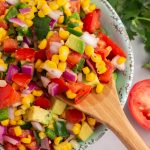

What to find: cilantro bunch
left=108, top=0, right=150, bottom=67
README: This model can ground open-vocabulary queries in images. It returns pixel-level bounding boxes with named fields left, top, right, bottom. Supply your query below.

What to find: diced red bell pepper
left=83, top=9, right=101, bottom=33
left=98, top=32, right=127, bottom=58
left=12, top=73, right=32, bottom=88
left=34, top=96, right=52, bottom=109
left=4, top=143, right=18, bottom=150
left=66, top=109, right=83, bottom=123
left=15, top=48, right=35, bottom=62
left=0, top=19, right=8, bottom=30
left=3, top=38, right=18, bottom=53
left=35, top=49, right=47, bottom=61
left=95, top=47, right=111, bottom=59
left=0, top=2, right=6, bottom=16
left=26, top=141, right=37, bottom=150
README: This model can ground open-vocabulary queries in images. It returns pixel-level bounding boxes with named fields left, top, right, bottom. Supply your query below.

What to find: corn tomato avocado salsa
left=0, top=0, right=126, bottom=149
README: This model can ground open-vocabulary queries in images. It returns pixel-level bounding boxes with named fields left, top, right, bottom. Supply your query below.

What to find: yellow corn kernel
left=117, top=57, right=126, bottom=65
left=39, top=132, right=46, bottom=139
left=21, top=104, right=29, bottom=110
left=81, top=0, right=90, bottom=8
left=87, top=117, right=96, bottom=126
left=86, top=72, right=96, bottom=82
left=82, top=67, right=90, bottom=75
left=32, top=6, right=37, bottom=12
left=96, top=61, right=107, bottom=74
left=72, top=123, right=81, bottom=135
left=51, top=54, right=59, bottom=64
left=56, top=0, right=67, bottom=6
left=48, top=1, right=59, bottom=10
left=58, top=62, right=66, bottom=72
left=91, top=54, right=102, bottom=63
left=38, top=39, right=47, bottom=49
left=89, top=3, right=96, bottom=12
left=17, top=14, right=25, bottom=21
left=15, top=109, right=25, bottom=116
left=17, top=120, right=25, bottom=125
left=25, top=12, right=35, bottom=20
left=54, top=136, right=63, bottom=145
left=73, top=26, right=82, bottom=32
left=25, top=19, right=33, bottom=27
left=42, top=4, right=51, bottom=15
left=14, top=126, right=22, bottom=136
left=1, top=119, right=9, bottom=126
left=59, top=29, right=70, bottom=40
left=35, top=59, right=43, bottom=68
left=21, top=136, right=31, bottom=144
left=15, top=116, right=22, bottom=121
left=46, top=31, right=54, bottom=39
left=66, top=90, right=77, bottom=99
left=10, top=120, right=17, bottom=126
left=64, top=8, right=72, bottom=16
left=38, top=10, right=45, bottom=18
left=96, top=83, right=104, bottom=94
left=37, top=0, right=46, bottom=9
left=0, top=28, right=7, bottom=42
left=32, top=90, right=43, bottom=97
left=43, top=60, right=57, bottom=69
left=84, top=45, right=94, bottom=57
left=59, top=46, right=69, bottom=62
left=54, top=141, right=72, bottom=150
left=19, top=144, right=26, bottom=150
left=58, top=16, right=64, bottom=24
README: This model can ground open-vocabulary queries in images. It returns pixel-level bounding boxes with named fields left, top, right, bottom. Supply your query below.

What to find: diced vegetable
left=67, top=27, right=83, bottom=36
left=0, top=125, right=5, bottom=143
left=3, top=135, right=19, bottom=145
left=41, top=137, right=50, bottom=150
left=62, top=69, right=77, bottom=82
left=19, top=7, right=31, bottom=14
left=5, top=7, right=18, bottom=21
left=9, top=18, right=27, bottom=27
left=48, top=82, right=60, bottom=96
left=31, top=121, right=44, bottom=131
left=73, top=58, right=85, bottom=73
left=22, top=63, right=34, bottom=77
left=0, top=108, right=8, bottom=121
left=41, top=76, right=50, bottom=88
left=45, top=128, right=56, bottom=140
left=6, top=0, right=19, bottom=5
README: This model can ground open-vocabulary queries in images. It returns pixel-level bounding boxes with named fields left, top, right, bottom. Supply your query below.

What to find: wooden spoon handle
left=104, top=111, right=149, bottom=150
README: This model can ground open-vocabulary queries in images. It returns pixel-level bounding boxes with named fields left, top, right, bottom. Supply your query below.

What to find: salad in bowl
left=0, top=0, right=130, bottom=149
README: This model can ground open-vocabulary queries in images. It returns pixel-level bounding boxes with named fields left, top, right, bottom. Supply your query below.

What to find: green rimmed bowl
left=77, top=0, right=134, bottom=149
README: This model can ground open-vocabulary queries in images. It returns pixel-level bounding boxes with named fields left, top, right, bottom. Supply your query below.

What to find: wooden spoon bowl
left=58, top=80, right=149, bottom=150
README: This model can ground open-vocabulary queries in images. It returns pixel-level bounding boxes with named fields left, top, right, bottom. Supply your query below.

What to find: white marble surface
left=87, top=37, right=150, bottom=150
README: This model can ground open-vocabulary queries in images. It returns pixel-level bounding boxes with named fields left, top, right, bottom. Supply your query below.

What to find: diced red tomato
left=83, top=9, right=101, bottom=33
left=70, top=0, right=80, bottom=13
left=4, top=143, right=18, bottom=150
left=12, top=73, right=32, bottom=88
left=35, top=49, right=47, bottom=61
left=15, top=48, right=35, bottom=62
left=3, top=38, right=18, bottom=53
left=67, top=52, right=82, bottom=68
left=128, top=79, right=150, bottom=130
left=66, top=109, right=83, bottom=123
left=0, top=2, right=6, bottom=16
left=98, top=60, right=114, bottom=83
left=7, top=127, right=16, bottom=137
left=98, top=32, right=126, bottom=58
left=47, top=32, right=61, bottom=43
left=95, top=47, right=111, bottom=59
left=26, top=141, right=37, bottom=150
left=0, top=19, right=8, bottom=29
left=34, top=96, right=52, bottom=109
left=0, top=84, right=21, bottom=109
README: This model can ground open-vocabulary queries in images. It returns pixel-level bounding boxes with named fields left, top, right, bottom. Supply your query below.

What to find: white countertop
left=88, top=37, right=150, bottom=150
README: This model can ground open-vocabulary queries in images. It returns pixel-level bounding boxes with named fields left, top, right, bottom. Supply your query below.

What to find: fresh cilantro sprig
left=108, top=0, right=150, bottom=67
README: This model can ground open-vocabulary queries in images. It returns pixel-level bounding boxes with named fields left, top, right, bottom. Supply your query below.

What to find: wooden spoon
left=58, top=80, right=149, bottom=150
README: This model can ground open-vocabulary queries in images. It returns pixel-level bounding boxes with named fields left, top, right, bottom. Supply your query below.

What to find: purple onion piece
left=41, top=138, right=51, bottom=150
left=31, top=122, right=44, bottom=131
left=49, top=42, right=62, bottom=54
left=49, top=19, right=57, bottom=30
left=9, top=18, right=27, bottom=27
left=48, top=82, right=59, bottom=96
left=47, top=69, right=62, bottom=79
left=62, top=69, right=77, bottom=82
left=6, top=0, right=19, bottom=5
left=23, top=36, right=31, bottom=46
left=41, top=76, right=50, bottom=88
left=8, top=107, right=14, bottom=120
left=19, top=8, right=31, bottom=14
left=5, top=64, right=20, bottom=83
left=22, top=63, right=34, bottom=77
left=3, top=135, right=19, bottom=145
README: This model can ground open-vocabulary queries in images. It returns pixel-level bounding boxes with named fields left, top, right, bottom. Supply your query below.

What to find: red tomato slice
left=66, top=109, right=83, bottom=123
left=0, top=19, right=8, bottom=29
left=128, top=79, right=150, bottom=130
left=98, top=32, right=126, bottom=58
left=35, top=49, right=47, bottom=61
left=4, top=143, right=18, bottom=150
left=15, top=48, right=35, bottom=62
left=70, top=0, right=80, bottom=13
left=67, top=52, right=82, bottom=68
left=3, top=38, right=18, bottom=53
left=34, top=96, right=52, bottom=109
left=83, top=9, right=101, bottom=33
left=0, top=2, right=6, bottom=16
left=98, top=60, right=114, bottom=83
left=0, top=84, right=20, bottom=109
left=12, top=73, right=32, bottom=88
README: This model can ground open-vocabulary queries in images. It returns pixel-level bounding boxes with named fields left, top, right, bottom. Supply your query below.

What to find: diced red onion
left=81, top=32, right=98, bottom=48
left=3, top=135, right=19, bottom=145
left=49, top=19, right=57, bottom=30
left=6, top=0, right=19, bottom=5
left=31, top=121, right=44, bottom=131
left=22, top=42, right=29, bottom=48
left=9, top=18, right=27, bottom=27
left=46, top=69, right=62, bottom=79
left=41, top=138, right=51, bottom=150
left=48, top=10, right=63, bottom=20
left=86, top=59, right=96, bottom=73
left=50, top=42, right=62, bottom=54
left=12, top=102, right=21, bottom=107
left=23, top=36, right=31, bottom=46
left=66, top=134, right=75, bottom=142
left=0, top=126, right=6, bottom=144
left=48, top=82, right=59, bottom=96
left=8, top=107, right=14, bottom=120
left=66, top=122, right=74, bottom=131
left=62, top=69, right=77, bottom=82
left=41, top=76, right=50, bottom=88
left=5, top=64, right=20, bottom=83
left=22, top=63, right=34, bottom=77
left=77, top=73, right=82, bottom=82
left=19, top=8, right=31, bottom=14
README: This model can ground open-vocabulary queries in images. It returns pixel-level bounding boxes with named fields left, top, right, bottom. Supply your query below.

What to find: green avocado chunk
left=65, top=34, right=85, bottom=54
